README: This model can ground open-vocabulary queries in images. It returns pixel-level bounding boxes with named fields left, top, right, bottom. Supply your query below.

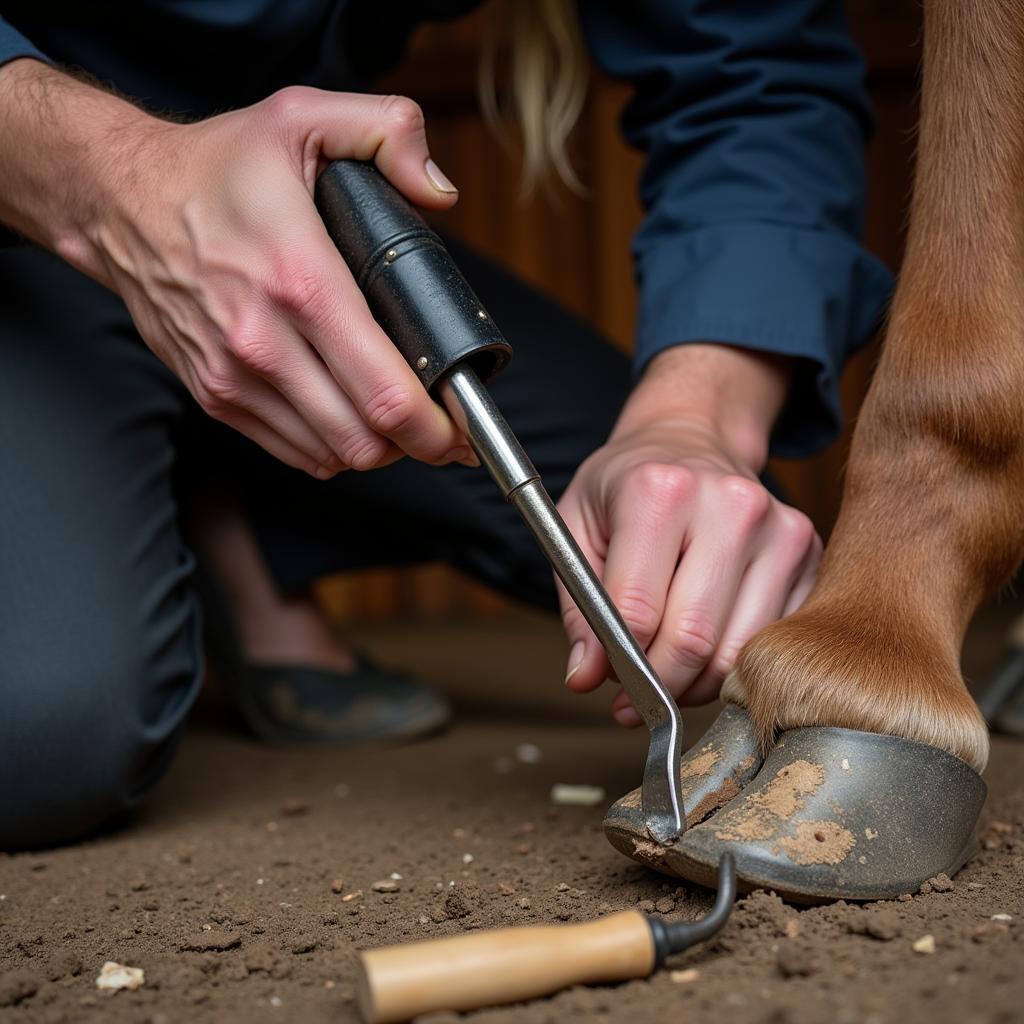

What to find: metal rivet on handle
left=477, top=310, right=488, bottom=320
left=416, top=356, right=429, bottom=370
left=385, top=249, right=398, bottom=263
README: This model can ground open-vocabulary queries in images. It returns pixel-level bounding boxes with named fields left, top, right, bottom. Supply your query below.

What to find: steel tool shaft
left=314, top=159, right=686, bottom=843
left=441, top=368, right=685, bottom=843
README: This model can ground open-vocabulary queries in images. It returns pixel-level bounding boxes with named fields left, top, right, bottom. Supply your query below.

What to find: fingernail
left=314, top=464, right=335, bottom=480
left=459, top=450, right=481, bottom=468
left=564, top=641, right=585, bottom=686
left=425, top=157, right=458, bottom=194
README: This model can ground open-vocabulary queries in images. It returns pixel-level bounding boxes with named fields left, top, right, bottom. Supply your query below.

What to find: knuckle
left=667, top=616, right=718, bottom=669
left=613, top=585, right=662, bottom=642
left=778, top=508, right=816, bottom=552
left=267, top=265, right=327, bottom=324
left=263, top=85, right=311, bottom=129
left=335, top=426, right=389, bottom=471
left=363, top=380, right=420, bottom=438
left=225, top=325, right=278, bottom=376
left=719, top=475, right=770, bottom=524
left=627, top=462, right=694, bottom=507
left=378, top=94, right=425, bottom=136
left=194, top=383, right=228, bottom=419
left=197, top=364, right=242, bottom=413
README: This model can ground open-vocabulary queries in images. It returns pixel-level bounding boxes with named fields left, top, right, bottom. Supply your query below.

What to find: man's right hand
left=0, top=59, right=473, bottom=477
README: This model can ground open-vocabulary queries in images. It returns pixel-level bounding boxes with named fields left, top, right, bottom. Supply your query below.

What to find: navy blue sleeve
left=0, top=15, right=48, bottom=68
left=579, top=1, right=893, bottom=458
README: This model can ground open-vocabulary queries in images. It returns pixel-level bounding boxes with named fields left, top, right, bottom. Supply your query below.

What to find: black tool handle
left=314, top=160, right=512, bottom=391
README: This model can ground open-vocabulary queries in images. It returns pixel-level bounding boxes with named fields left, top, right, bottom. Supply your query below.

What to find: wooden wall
left=317, top=1, right=924, bottom=623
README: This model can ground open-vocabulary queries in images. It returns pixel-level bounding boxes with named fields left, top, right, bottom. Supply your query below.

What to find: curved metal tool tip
left=660, top=852, right=736, bottom=956
left=641, top=718, right=686, bottom=844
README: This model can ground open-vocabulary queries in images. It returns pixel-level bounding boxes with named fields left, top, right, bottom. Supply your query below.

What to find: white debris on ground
left=670, top=968, right=700, bottom=984
left=95, top=962, right=145, bottom=992
left=912, top=935, right=936, bottom=954
left=515, top=743, right=543, bottom=764
left=550, top=783, right=606, bottom=807
left=991, top=913, right=1013, bottom=922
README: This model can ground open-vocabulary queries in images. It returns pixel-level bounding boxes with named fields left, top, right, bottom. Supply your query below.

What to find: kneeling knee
left=0, top=661, right=189, bottom=850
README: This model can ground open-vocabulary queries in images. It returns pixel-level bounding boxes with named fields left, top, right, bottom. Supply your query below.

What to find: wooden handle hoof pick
left=355, top=853, right=736, bottom=1023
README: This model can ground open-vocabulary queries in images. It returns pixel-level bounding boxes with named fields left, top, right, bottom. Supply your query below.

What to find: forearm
left=0, top=58, right=163, bottom=280
left=613, top=344, right=791, bottom=473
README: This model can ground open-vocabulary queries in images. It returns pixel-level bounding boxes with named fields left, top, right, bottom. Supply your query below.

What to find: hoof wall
left=605, top=716, right=986, bottom=903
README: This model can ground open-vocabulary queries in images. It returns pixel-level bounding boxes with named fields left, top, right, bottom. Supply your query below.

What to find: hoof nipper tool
left=315, top=160, right=685, bottom=844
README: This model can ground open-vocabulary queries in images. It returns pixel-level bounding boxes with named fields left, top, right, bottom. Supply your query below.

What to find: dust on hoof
left=612, top=725, right=987, bottom=904
left=777, top=821, right=857, bottom=866
left=712, top=760, right=826, bottom=843
left=604, top=704, right=763, bottom=879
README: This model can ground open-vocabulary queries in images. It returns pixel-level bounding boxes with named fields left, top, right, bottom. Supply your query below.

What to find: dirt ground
left=2, top=605, right=1023, bottom=1024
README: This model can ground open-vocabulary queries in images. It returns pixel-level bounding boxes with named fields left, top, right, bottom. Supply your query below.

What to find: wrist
left=0, top=59, right=164, bottom=277
left=612, top=343, right=791, bottom=472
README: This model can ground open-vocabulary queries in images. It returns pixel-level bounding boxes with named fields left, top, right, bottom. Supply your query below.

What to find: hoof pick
left=315, top=159, right=686, bottom=844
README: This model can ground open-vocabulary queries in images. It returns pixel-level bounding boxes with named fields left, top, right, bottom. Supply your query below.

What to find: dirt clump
left=864, top=913, right=902, bottom=941
left=442, top=881, right=481, bottom=921
left=732, top=890, right=795, bottom=937
left=179, top=929, right=242, bottom=952
left=776, top=941, right=821, bottom=978
left=0, top=970, right=38, bottom=1007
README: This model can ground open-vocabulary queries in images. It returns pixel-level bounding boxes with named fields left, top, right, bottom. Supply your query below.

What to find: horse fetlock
left=726, top=603, right=989, bottom=774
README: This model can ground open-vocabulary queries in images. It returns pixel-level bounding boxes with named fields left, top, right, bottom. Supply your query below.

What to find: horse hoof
left=605, top=723, right=986, bottom=903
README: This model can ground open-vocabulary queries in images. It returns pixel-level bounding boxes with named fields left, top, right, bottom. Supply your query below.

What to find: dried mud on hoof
left=606, top=723, right=987, bottom=904
left=605, top=704, right=763, bottom=871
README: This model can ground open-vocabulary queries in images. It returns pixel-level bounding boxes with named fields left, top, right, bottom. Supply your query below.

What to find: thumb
left=556, top=504, right=611, bottom=694
left=271, top=88, right=459, bottom=211
left=558, top=579, right=609, bottom=694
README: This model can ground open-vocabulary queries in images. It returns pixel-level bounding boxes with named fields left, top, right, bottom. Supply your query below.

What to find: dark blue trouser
left=0, top=239, right=629, bottom=849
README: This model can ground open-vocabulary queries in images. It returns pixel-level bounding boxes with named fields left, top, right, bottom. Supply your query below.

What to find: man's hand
left=557, top=344, right=820, bottom=724
left=0, top=60, right=472, bottom=477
